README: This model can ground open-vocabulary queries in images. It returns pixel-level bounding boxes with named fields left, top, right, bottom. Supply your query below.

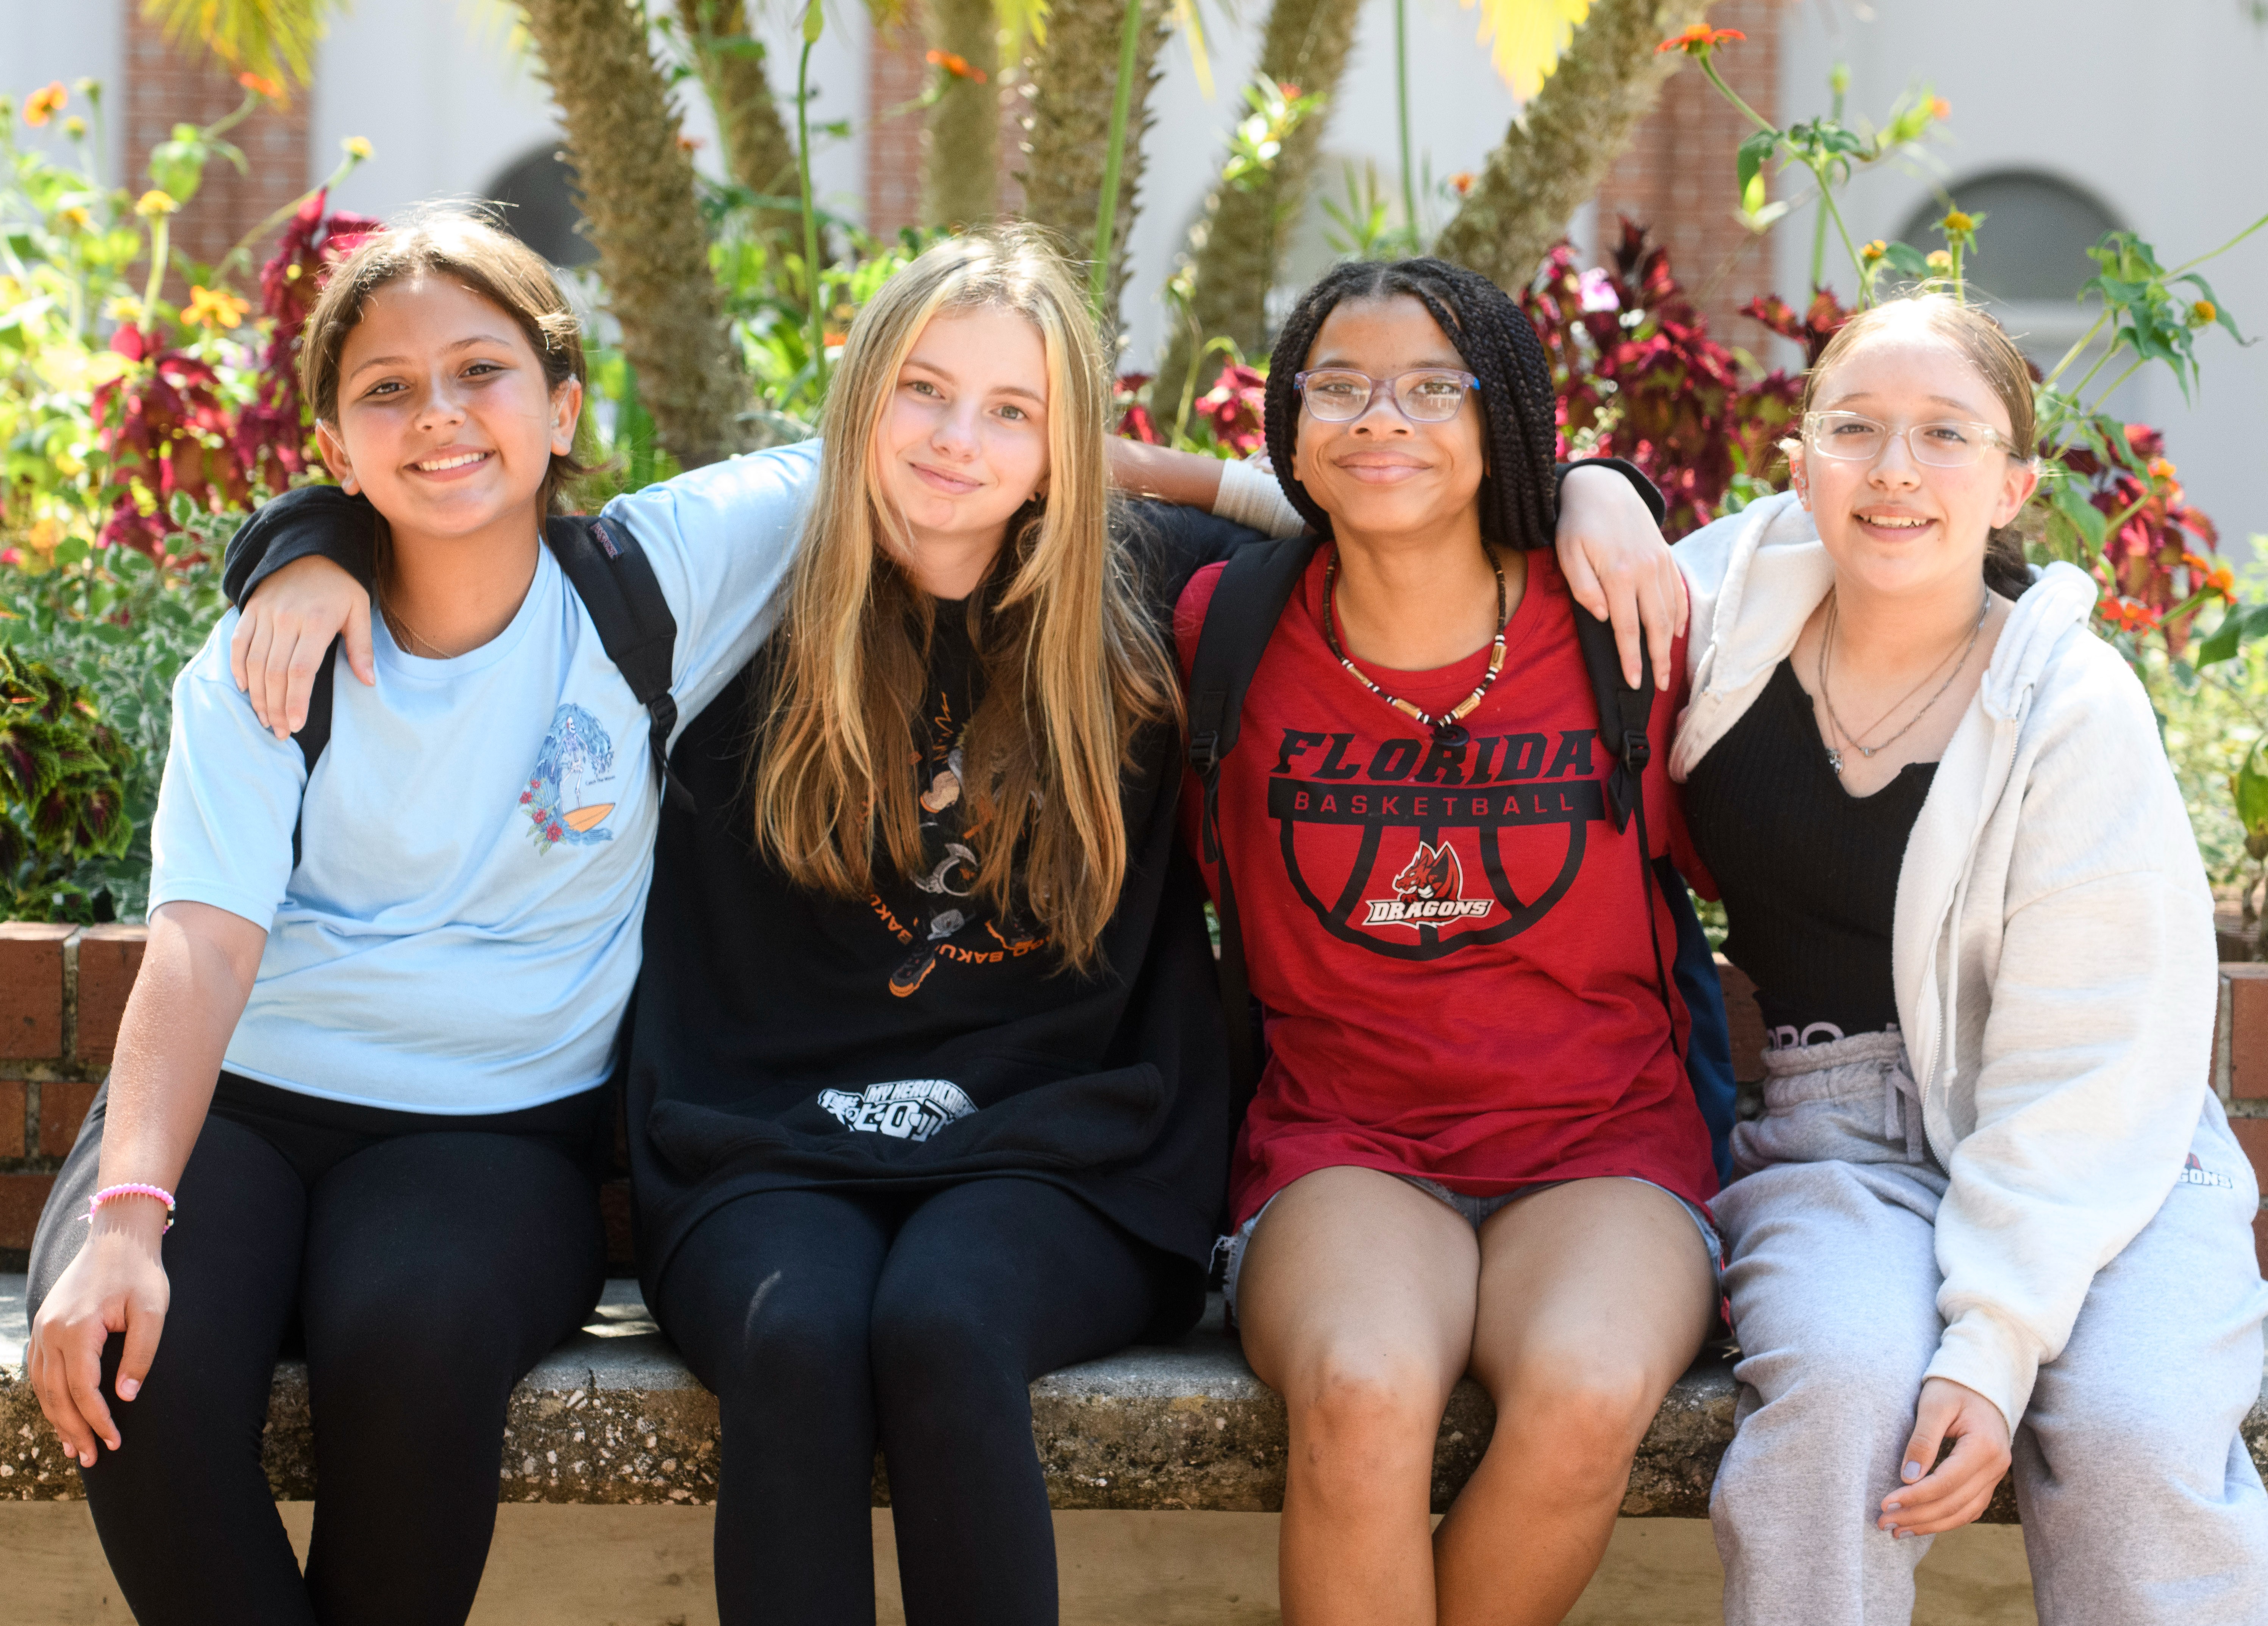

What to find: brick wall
left=862, top=0, right=1031, bottom=237
left=122, top=4, right=311, bottom=290
left=1592, top=0, right=1785, bottom=349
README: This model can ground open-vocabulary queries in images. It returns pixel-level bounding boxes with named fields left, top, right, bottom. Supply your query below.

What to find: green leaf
left=1735, top=130, right=1778, bottom=196
left=2238, top=741, right=2268, bottom=839
left=1881, top=240, right=1931, bottom=278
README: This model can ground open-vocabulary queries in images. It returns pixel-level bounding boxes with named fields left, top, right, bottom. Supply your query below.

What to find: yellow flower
left=342, top=135, right=372, bottom=161
left=26, top=517, right=62, bottom=556
left=1925, top=249, right=1952, bottom=273
left=61, top=115, right=85, bottom=139
left=183, top=283, right=250, bottom=330
left=0, top=276, right=20, bottom=306
left=134, top=189, right=177, bottom=218
left=2193, top=299, right=2218, bottom=325
left=24, top=81, right=66, bottom=127
left=1941, top=210, right=1975, bottom=234
left=104, top=294, right=142, bottom=323
left=2148, top=456, right=2177, bottom=480
left=1861, top=239, right=1887, bottom=263
left=56, top=205, right=91, bottom=233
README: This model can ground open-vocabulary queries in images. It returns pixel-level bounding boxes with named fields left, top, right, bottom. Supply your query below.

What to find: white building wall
left=0, top=0, right=127, bottom=184
left=1778, top=0, right=2268, bottom=552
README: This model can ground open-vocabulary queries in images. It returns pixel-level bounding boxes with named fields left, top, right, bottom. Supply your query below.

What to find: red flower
left=1195, top=364, right=1269, bottom=458
left=237, top=72, right=285, bottom=101
left=1657, top=25, right=1744, bottom=54
left=547, top=825, right=563, bottom=842
left=925, top=49, right=987, bottom=83
left=520, top=791, right=533, bottom=804
left=1448, top=172, right=1476, bottom=197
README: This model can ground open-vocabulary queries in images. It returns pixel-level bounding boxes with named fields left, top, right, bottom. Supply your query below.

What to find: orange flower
left=2193, top=299, right=2218, bottom=325
left=676, top=134, right=705, bottom=152
left=182, top=283, right=250, bottom=330
left=24, top=81, right=66, bottom=126
left=1656, top=25, right=1745, bottom=54
left=237, top=72, right=284, bottom=101
left=1929, top=96, right=1951, bottom=120
left=925, top=49, right=987, bottom=83
left=2148, top=456, right=2177, bottom=481
left=1860, top=239, right=1887, bottom=263
left=1278, top=81, right=1301, bottom=99
left=1924, top=249, right=1952, bottom=273
left=1448, top=172, right=1476, bottom=197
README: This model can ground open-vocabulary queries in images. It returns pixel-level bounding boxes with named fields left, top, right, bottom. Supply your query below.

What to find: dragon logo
left=1365, top=840, right=1494, bottom=929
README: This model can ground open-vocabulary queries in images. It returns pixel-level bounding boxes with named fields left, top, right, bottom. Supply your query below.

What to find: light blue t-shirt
left=149, top=440, right=822, bottom=1114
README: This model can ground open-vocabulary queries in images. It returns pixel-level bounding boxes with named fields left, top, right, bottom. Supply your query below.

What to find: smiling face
left=314, top=274, right=579, bottom=543
left=871, top=304, right=1051, bottom=583
left=1790, top=320, right=2038, bottom=602
left=1289, top=295, right=1485, bottom=544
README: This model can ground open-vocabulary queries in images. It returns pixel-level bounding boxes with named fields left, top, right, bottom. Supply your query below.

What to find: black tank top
left=1684, top=658, right=1937, bottom=1044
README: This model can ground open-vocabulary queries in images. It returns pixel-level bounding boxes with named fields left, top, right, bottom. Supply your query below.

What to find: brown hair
left=1801, top=293, right=2038, bottom=599
left=300, top=205, right=594, bottom=514
left=750, top=227, right=1176, bottom=974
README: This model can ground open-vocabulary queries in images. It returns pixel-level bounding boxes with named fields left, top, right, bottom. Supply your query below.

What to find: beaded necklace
left=1321, top=545, right=1508, bottom=749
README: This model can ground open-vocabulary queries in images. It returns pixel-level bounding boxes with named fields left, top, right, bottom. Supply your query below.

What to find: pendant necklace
left=1817, top=586, right=1988, bottom=776
left=1321, top=544, right=1508, bottom=749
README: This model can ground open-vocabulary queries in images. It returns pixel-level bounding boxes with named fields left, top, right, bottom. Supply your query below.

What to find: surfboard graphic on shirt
left=520, top=703, right=622, bottom=850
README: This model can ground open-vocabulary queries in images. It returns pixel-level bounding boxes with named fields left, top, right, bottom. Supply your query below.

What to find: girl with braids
left=215, top=230, right=1676, bottom=1625
left=1671, top=294, right=2266, bottom=1622
left=1176, top=257, right=1721, bottom=1626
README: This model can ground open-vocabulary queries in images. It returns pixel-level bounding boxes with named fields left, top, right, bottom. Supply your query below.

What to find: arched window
left=1896, top=170, right=2121, bottom=303
left=479, top=145, right=598, bottom=270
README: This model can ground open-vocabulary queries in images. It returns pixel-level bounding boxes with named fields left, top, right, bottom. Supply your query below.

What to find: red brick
left=39, top=1080, right=98, bottom=1160
left=0, top=1079, right=23, bottom=1159
left=1717, top=955, right=1767, bottom=1082
left=74, top=924, right=150, bottom=1065
left=2225, top=965, right=2268, bottom=1100
left=0, top=922, right=75, bottom=1059
left=0, top=1173, right=56, bottom=1251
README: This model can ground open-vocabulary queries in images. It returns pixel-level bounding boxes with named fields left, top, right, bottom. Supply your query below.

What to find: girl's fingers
left=284, top=627, right=332, bottom=734
left=61, top=1329, right=120, bottom=1462
left=237, top=615, right=277, bottom=729
left=29, top=1342, right=96, bottom=1467
left=1606, top=566, right=1647, bottom=691
left=343, top=597, right=376, bottom=686
left=1559, top=533, right=1611, bottom=622
left=114, top=1295, right=166, bottom=1406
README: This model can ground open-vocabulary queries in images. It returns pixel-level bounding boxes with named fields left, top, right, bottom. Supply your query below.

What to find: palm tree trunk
left=1017, top=0, right=1175, bottom=342
left=676, top=0, right=801, bottom=242
left=922, top=0, right=1002, bottom=227
left=522, top=0, right=747, bottom=471
left=1431, top=0, right=1712, bottom=290
left=1153, top=0, right=1363, bottom=396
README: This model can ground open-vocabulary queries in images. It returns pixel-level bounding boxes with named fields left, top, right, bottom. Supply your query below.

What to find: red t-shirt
left=1175, top=545, right=1718, bottom=1227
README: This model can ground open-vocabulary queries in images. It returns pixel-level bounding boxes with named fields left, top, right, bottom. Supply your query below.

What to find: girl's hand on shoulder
left=1878, top=1376, right=2012, bottom=1538
left=228, top=556, right=375, bottom=740
left=26, top=1209, right=172, bottom=1468
left=1555, top=463, right=1685, bottom=691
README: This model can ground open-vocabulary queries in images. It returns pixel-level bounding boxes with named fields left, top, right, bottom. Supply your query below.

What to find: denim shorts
left=1221, top=1171, right=1723, bottom=1316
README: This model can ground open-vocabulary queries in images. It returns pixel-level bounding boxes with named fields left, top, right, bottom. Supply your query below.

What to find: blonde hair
left=301, top=205, right=592, bottom=515
left=1802, top=292, right=2038, bottom=597
left=751, top=227, right=1176, bottom=972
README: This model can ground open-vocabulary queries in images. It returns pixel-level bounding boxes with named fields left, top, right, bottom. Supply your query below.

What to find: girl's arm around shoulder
left=1926, top=622, right=2217, bottom=1432
left=599, top=440, right=824, bottom=730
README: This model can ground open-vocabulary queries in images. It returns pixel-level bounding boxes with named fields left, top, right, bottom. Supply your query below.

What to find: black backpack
left=283, top=511, right=694, bottom=865
left=1182, top=533, right=1677, bottom=1123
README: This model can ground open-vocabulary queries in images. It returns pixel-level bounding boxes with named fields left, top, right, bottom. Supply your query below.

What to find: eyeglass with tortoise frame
left=1801, top=410, right=2026, bottom=469
left=1295, top=369, right=1482, bottom=424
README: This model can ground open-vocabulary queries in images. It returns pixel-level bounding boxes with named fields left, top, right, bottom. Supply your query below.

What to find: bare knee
left=1285, top=1349, right=1444, bottom=1500
left=1490, top=1361, right=1660, bottom=1498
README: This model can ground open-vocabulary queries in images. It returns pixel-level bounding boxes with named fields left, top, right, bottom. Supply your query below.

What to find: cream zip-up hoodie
left=1670, top=489, right=2217, bottom=1431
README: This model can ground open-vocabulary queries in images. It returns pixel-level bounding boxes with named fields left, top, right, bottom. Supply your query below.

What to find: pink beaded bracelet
left=81, top=1184, right=177, bottom=1233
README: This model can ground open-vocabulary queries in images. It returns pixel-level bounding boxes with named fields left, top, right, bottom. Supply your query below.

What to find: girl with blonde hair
left=222, top=224, right=1673, bottom=1622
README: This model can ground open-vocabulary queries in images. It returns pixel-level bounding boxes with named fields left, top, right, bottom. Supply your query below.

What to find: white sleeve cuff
left=1923, top=1307, right=2040, bottom=1436
left=1214, top=457, right=1306, bottom=539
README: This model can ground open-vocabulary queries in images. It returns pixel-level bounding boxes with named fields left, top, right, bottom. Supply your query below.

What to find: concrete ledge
left=5, top=1277, right=2263, bottom=1520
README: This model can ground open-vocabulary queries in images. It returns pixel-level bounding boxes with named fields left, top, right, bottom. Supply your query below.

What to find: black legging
left=27, top=1074, right=608, bottom=1626
left=656, top=1177, right=1169, bottom=1626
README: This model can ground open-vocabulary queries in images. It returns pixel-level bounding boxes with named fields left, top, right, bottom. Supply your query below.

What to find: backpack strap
left=1570, top=608, right=1679, bottom=1050
left=1185, top=533, right=1320, bottom=1115
left=545, top=513, right=695, bottom=815
left=288, top=636, right=343, bottom=871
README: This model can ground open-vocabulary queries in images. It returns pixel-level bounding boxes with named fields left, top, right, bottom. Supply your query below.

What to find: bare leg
left=1237, top=1167, right=1482, bottom=1626
left=1435, top=1179, right=1716, bottom=1626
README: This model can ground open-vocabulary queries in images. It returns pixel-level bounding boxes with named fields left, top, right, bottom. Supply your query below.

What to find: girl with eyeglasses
left=1176, top=258, right=1728, bottom=1626
left=1670, top=291, right=2268, bottom=1622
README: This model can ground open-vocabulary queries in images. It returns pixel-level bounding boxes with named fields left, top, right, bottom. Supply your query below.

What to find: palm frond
left=139, top=0, right=351, bottom=94
left=1458, top=0, right=1590, bottom=101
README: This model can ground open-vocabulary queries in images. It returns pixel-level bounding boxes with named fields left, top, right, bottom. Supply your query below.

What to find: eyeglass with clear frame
left=1295, top=368, right=1481, bottom=424
left=1801, top=410, right=2020, bottom=469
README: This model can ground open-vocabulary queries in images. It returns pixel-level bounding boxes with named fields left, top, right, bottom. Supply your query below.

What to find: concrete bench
left=7, top=1275, right=2265, bottom=1521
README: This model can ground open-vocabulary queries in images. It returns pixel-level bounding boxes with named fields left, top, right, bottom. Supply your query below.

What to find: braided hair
left=1261, top=258, right=1562, bottom=552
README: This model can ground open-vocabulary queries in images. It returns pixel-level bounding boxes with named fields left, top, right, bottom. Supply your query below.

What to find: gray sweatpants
left=1709, top=1030, right=2268, bottom=1625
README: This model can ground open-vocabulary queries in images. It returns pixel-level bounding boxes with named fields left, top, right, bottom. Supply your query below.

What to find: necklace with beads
left=1321, top=544, right=1508, bottom=749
